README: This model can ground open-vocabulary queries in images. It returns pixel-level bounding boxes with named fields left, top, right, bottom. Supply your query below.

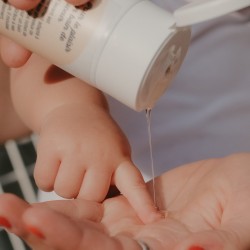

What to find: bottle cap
left=95, top=1, right=191, bottom=111
left=96, top=0, right=249, bottom=111
left=174, top=0, right=250, bottom=27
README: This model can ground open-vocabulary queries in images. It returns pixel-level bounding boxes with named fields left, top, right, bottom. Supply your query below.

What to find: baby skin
left=0, top=52, right=30, bottom=143
left=1, top=153, right=250, bottom=249
left=10, top=54, right=160, bottom=223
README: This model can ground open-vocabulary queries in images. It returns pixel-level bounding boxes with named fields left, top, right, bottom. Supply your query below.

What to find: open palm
left=1, top=153, right=250, bottom=249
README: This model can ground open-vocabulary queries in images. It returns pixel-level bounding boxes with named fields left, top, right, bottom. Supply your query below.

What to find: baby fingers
left=77, top=168, right=111, bottom=202
left=114, top=161, right=162, bottom=224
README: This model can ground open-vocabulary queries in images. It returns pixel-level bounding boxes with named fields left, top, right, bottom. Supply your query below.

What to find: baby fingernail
left=0, top=216, right=11, bottom=229
left=159, top=209, right=168, bottom=219
left=146, top=211, right=162, bottom=223
left=188, top=246, right=205, bottom=250
left=26, top=225, right=45, bottom=239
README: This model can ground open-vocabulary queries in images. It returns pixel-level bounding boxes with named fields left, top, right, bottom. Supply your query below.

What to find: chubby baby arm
left=0, top=57, right=31, bottom=143
left=10, top=54, right=160, bottom=223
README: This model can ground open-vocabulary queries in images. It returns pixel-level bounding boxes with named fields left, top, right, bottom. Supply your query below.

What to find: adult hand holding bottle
left=0, top=0, right=91, bottom=67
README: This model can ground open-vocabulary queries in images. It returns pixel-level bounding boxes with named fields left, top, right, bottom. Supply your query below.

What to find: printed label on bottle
left=0, top=0, right=103, bottom=65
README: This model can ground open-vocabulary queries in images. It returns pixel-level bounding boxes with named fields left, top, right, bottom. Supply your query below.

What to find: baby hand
left=34, top=104, right=160, bottom=223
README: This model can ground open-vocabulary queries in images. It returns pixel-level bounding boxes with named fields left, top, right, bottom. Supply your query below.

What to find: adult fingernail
left=26, top=225, right=45, bottom=239
left=0, top=216, right=11, bottom=229
left=188, top=246, right=205, bottom=250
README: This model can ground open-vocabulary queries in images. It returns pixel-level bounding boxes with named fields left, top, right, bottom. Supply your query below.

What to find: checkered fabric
left=0, top=134, right=38, bottom=250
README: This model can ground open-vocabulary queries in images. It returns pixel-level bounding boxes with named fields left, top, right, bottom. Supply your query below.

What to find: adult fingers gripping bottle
left=0, top=0, right=249, bottom=111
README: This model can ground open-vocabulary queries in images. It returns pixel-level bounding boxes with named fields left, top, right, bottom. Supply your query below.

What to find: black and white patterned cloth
left=0, top=135, right=38, bottom=250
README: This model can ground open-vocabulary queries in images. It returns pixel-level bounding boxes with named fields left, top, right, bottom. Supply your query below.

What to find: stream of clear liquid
left=145, top=108, right=157, bottom=207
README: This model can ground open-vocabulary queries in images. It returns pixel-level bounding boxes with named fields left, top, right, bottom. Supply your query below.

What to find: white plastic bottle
left=0, top=0, right=249, bottom=111
left=0, top=0, right=190, bottom=111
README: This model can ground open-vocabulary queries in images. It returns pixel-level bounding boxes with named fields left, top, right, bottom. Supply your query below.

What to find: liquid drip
left=145, top=108, right=157, bottom=207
